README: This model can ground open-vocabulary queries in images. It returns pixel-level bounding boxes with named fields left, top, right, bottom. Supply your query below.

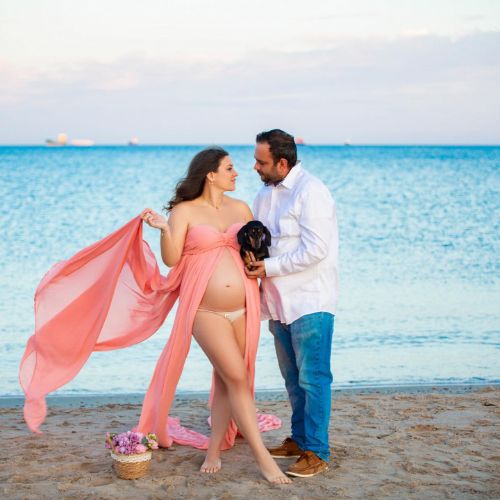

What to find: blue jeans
left=269, top=312, right=334, bottom=462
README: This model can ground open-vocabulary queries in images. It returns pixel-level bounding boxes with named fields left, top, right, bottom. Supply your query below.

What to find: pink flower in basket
left=105, top=431, right=158, bottom=455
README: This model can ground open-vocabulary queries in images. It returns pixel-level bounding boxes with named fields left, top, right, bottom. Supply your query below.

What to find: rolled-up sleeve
left=264, top=185, right=334, bottom=277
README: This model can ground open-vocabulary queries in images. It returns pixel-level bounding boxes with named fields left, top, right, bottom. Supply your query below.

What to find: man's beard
left=259, top=170, right=283, bottom=186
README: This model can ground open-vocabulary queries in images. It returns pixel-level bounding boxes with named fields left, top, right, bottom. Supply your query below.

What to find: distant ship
left=45, top=133, right=68, bottom=147
left=343, top=139, right=352, bottom=146
left=45, top=133, right=94, bottom=147
left=128, top=137, right=140, bottom=146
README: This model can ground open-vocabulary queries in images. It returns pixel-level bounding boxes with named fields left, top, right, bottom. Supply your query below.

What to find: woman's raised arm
left=141, top=206, right=189, bottom=267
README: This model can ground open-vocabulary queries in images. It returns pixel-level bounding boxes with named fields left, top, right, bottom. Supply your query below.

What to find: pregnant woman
left=19, top=147, right=291, bottom=484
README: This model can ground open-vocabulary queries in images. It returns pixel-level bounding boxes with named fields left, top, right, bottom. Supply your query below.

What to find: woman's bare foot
left=258, top=454, right=292, bottom=484
left=200, top=455, right=222, bottom=474
left=268, top=473, right=293, bottom=485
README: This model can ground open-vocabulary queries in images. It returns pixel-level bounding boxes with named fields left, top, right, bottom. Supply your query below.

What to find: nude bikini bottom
left=196, top=307, right=246, bottom=323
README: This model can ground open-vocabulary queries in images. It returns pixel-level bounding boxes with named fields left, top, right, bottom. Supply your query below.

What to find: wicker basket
left=111, top=450, right=152, bottom=479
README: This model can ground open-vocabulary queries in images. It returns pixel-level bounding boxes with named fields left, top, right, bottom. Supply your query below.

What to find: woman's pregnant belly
left=199, top=249, right=246, bottom=311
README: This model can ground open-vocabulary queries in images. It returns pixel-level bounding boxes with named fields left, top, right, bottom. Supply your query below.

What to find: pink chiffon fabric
left=19, top=216, right=281, bottom=450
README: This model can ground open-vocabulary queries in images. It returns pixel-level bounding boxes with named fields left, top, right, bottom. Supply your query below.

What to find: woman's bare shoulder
left=169, top=201, right=195, bottom=222
left=224, top=195, right=248, bottom=208
left=224, top=196, right=253, bottom=220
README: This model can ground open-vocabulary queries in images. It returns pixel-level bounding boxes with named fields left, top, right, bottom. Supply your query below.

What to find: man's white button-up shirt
left=253, top=162, right=339, bottom=325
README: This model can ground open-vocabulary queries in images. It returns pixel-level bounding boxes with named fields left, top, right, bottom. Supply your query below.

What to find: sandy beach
left=1, top=386, right=498, bottom=499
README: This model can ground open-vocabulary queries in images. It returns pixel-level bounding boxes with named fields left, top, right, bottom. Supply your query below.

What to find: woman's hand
left=141, top=208, right=168, bottom=231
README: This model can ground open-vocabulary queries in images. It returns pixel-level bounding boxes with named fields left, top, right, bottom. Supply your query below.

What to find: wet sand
left=1, top=386, right=498, bottom=499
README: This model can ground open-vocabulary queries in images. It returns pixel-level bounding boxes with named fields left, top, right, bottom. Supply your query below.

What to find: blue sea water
left=0, top=145, right=499, bottom=395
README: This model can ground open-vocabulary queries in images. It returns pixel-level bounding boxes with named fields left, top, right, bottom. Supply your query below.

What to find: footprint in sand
left=31, top=444, right=49, bottom=450
left=89, top=476, right=115, bottom=486
left=474, top=419, right=493, bottom=425
left=408, top=424, right=439, bottom=432
left=7, top=474, right=34, bottom=484
left=80, top=462, right=108, bottom=473
left=482, top=400, right=496, bottom=406
left=160, top=475, right=188, bottom=487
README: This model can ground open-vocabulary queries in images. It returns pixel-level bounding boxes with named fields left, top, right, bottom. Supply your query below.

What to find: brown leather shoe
left=267, top=437, right=303, bottom=459
left=286, top=451, right=329, bottom=477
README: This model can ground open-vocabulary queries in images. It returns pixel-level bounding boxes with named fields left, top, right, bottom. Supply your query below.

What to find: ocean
left=0, top=145, right=498, bottom=396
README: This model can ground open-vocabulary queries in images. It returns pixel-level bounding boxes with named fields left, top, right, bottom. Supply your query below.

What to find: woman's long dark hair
left=165, top=146, right=229, bottom=212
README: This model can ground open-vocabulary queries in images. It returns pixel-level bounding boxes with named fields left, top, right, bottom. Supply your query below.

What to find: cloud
left=1, top=31, right=499, bottom=143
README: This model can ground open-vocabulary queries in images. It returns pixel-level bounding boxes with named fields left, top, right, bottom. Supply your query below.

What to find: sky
left=1, top=0, right=499, bottom=144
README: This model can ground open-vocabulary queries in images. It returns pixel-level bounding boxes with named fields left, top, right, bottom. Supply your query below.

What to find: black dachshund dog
left=237, top=220, right=271, bottom=269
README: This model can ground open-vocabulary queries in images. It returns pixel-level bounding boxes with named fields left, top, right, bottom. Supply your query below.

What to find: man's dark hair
left=256, top=129, right=297, bottom=167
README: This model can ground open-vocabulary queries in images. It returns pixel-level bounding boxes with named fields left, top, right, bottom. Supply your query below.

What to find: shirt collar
left=277, top=161, right=302, bottom=189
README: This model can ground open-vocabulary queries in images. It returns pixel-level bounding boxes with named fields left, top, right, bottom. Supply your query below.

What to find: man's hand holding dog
left=244, top=251, right=266, bottom=279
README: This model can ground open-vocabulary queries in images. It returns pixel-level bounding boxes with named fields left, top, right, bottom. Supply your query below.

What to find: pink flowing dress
left=19, top=216, right=281, bottom=450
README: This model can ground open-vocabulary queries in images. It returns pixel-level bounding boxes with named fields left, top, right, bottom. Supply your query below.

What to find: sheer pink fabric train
left=19, top=216, right=281, bottom=450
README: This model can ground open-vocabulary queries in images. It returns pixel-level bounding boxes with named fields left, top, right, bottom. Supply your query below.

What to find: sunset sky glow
left=1, top=0, right=499, bottom=144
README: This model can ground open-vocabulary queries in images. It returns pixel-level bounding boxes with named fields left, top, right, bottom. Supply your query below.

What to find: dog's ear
left=264, top=226, right=271, bottom=246
left=237, top=226, right=248, bottom=246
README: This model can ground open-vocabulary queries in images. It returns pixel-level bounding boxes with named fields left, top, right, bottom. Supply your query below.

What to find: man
left=246, top=129, right=339, bottom=478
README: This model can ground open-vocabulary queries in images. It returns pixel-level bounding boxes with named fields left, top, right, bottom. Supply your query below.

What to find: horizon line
left=1, top=143, right=499, bottom=147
